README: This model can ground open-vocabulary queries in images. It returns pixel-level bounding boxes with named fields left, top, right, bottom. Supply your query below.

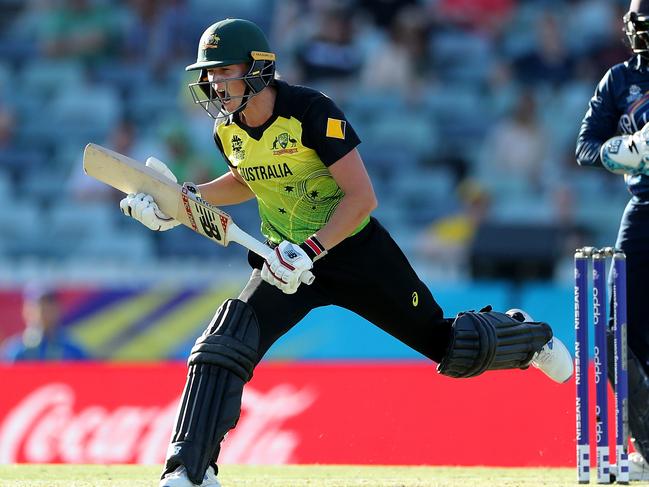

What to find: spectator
left=478, top=89, right=548, bottom=192
left=361, top=6, right=430, bottom=97
left=157, top=120, right=220, bottom=183
left=294, top=3, right=364, bottom=86
left=564, top=0, right=618, bottom=55
left=68, top=119, right=136, bottom=203
left=415, top=180, right=492, bottom=268
left=358, top=0, right=418, bottom=29
left=121, top=0, right=193, bottom=73
left=434, top=0, right=515, bottom=35
left=39, top=0, right=118, bottom=66
left=0, top=106, right=43, bottom=187
left=1, top=285, right=87, bottom=361
left=586, top=2, right=631, bottom=76
left=513, top=13, right=574, bottom=87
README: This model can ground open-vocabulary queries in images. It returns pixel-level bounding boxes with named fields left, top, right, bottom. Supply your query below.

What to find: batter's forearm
left=314, top=193, right=377, bottom=250
left=197, top=172, right=255, bottom=206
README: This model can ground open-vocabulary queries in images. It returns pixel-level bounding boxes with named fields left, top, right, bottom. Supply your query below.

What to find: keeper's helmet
left=624, top=0, right=649, bottom=57
left=186, top=18, right=276, bottom=120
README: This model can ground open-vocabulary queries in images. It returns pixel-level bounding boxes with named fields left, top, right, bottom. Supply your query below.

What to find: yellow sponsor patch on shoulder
left=326, top=118, right=346, bottom=139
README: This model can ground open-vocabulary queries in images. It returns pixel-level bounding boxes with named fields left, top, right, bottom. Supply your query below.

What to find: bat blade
left=83, top=143, right=230, bottom=246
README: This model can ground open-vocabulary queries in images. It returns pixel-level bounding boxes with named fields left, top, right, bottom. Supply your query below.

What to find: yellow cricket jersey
left=214, top=80, right=370, bottom=244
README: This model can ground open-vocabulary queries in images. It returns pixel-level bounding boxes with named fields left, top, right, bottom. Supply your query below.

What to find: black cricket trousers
left=239, top=217, right=452, bottom=362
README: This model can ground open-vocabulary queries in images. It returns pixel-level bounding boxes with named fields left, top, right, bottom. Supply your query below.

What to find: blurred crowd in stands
left=0, top=0, right=632, bottom=279
left=0, top=284, right=86, bottom=361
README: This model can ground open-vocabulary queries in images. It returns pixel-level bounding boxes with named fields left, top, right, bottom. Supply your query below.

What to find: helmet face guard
left=624, top=11, right=649, bottom=56
left=188, top=55, right=275, bottom=120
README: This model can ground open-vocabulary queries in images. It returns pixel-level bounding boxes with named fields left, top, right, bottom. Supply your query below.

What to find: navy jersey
left=576, top=56, right=649, bottom=196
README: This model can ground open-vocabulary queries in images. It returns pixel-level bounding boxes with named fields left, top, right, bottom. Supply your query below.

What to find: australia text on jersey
left=239, top=162, right=294, bottom=182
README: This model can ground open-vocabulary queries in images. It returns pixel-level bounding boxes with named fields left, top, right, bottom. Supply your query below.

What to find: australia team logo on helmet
left=271, top=132, right=298, bottom=156
left=203, top=33, right=220, bottom=50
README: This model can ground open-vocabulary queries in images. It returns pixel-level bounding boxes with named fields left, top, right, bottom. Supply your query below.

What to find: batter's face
left=207, top=63, right=249, bottom=113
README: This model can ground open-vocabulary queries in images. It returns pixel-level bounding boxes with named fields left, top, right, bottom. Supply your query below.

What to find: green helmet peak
left=186, top=18, right=275, bottom=71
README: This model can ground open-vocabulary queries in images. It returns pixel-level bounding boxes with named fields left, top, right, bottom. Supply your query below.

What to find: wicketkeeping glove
left=119, top=157, right=181, bottom=231
left=600, top=122, right=649, bottom=176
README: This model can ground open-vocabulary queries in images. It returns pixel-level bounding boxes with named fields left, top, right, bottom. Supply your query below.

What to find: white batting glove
left=601, top=122, right=649, bottom=176
left=261, top=241, right=314, bottom=294
left=120, top=192, right=180, bottom=231
left=145, top=156, right=177, bottom=183
left=118, top=156, right=180, bottom=231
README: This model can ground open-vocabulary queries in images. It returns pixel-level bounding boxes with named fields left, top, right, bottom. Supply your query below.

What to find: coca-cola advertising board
left=0, top=362, right=579, bottom=466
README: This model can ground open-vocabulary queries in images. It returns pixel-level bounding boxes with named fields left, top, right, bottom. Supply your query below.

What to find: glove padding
left=119, top=157, right=180, bottom=231
left=601, top=122, right=649, bottom=176
left=261, top=241, right=314, bottom=294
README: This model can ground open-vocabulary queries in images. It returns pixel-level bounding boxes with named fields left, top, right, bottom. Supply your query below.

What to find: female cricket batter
left=120, top=18, right=573, bottom=487
left=578, top=0, right=649, bottom=480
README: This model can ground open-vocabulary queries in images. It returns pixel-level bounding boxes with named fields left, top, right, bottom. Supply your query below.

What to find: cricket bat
left=82, top=143, right=315, bottom=285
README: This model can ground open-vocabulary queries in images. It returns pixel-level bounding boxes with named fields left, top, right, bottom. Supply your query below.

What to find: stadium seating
left=0, top=0, right=632, bottom=276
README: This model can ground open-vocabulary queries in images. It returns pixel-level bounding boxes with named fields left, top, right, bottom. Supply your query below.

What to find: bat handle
left=228, top=225, right=315, bottom=285
left=299, top=270, right=316, bottom=285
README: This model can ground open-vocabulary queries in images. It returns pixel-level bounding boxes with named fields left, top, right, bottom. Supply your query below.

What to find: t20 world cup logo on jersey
left=231, top=134, right=245, bottom=160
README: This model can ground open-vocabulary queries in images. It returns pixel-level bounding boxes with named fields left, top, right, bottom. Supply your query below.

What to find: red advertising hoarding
left=0, top=363, right=577, bottom=466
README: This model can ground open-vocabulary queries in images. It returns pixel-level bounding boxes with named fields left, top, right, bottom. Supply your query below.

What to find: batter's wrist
left=300, top=235, right=327, bottom=261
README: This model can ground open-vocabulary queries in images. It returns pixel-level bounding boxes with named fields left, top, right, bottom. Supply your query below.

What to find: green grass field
left=1, top=464, right=641, bottom=487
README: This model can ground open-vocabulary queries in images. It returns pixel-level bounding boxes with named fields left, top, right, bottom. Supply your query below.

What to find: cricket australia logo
left=202, top=33, right=220, bottom=49
left=231, top=134, right=245, bottom=160
left=271, top=132, right=298, bottom=156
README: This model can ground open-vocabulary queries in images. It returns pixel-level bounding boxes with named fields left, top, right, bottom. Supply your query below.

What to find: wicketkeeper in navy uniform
left=578, top=0, right=649, bottom=480
left=119, top=18, right=574, bottom=487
